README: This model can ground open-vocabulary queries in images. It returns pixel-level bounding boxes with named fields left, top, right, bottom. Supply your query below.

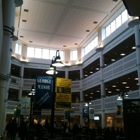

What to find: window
left=50, top=50, right=56, bottom=59
left=15, top=42, right=22, bottom=55
left=82, top=36, right=98, bottom=57
left=34, top=48, right=42, bottom=58
left=122, top=10, right=128, bottom=24
left=103, top=9, right=130, bottom=40
left=70, top=50, right=77, bottom=60
left=27, top=47, right=65, bottom=60
left=59, top=51, right=64, bottom=60
left=106, top=25, right=110, bottom=37
left=42, top=49, right=49, bottom=59
left=27, top=47, right=34, bottom=57
left=116, top=15, right=121, bottom=29
left=110, top=20, right=116, bottom=33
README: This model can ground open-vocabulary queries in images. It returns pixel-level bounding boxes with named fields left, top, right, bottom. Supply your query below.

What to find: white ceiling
left=15, top=0, right=122, bottom=50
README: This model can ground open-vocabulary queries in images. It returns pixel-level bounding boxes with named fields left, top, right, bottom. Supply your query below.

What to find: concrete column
left=0, top=0, right=23, bottom=136
left=79, top=66, right=83, bottom=126
left=97, top=47, right=106, bottom=128
left=65, top=67, right=68, bottom=78
left=19, top=63, right=24, bottom=101
left=128, top=19, right=140, bottom=97
left=0, top=0, right=3, bottom=61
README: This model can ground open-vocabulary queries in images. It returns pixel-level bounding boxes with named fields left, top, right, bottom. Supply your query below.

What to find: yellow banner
left=56, top=93, right=71, bottom=102
left=56, top=78, right=71, bottom=88
left=56, top=78, right=72, bottom=110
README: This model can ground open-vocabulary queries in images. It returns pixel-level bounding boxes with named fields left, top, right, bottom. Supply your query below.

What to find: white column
left=65, top=67, right=68, bottom=78
left=19, top=63, right=24, bottom=101
left=0, top=0, right=3, bottom=61
left=0, top=0, right=23, bottom=136
left=128, top=19, right=140, bottom=97
left=97, top=47, right=106, bottom=128
left=79, top=66, right=83, bottom=126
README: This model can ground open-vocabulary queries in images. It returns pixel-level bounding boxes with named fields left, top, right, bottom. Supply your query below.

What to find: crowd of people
left=5, top=119, right=125, bottom=140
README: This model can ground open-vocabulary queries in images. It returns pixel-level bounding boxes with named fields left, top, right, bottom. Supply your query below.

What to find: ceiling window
left=27, top=47, right=65, bottom=60
left=35, top=48, right=42, bottom=58
left=82, top=36, right=98, bottom=57
left=42, top=49, right=49, bottom=59
left=50, top=50, right=56, bottom=59
left=103, top=10, right=129, bottom=40
left=70, top=50, right=77, bottom=60
left=15, top=42, right=22, bottom=55
left=59, top=50, right=64, bottom=60
left=27, top=47, right=34, bottom=57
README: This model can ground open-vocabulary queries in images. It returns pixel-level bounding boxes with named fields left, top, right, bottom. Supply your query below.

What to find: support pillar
left=79, top=66, right=83, bottom=126
left=0, top=0, right=23, bottom=136
left=97, top=47, right=106, bottom=128
left=128, top=19, right=140, bottom=97
left=19, top=63, right=24, bottom=101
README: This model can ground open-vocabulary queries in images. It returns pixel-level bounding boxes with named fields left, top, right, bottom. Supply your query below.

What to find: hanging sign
left=83, top=107, right=89, bottom=119
left=89, top=108, right=94, bottom=119
left=55, top=78, right=72, bottom=110
left=116, top=105, right=122, bottom=118
left=35, top=76, right=53, bottom=109
left=21, top=97, right=30, bottom=115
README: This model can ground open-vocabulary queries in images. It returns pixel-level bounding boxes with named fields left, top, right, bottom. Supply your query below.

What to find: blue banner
left=35, top=76, right=53, bottom=109
left=83, top=107, right=89, bottom=119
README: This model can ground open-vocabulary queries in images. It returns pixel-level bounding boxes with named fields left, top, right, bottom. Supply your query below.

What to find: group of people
left=6, top=119, right=28, bottom=140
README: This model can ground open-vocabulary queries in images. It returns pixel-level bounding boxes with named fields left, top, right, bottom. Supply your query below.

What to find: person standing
left=10, top=119, right=17, bottom=140
left=18, top=120, right=27, bottom=140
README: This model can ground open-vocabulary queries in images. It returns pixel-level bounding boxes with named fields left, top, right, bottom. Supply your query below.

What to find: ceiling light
left=24, top=9, right=29, bottom=12
left=75, top=43, right=78, bottom=45
left=90, top=71, right=93, bottom=73
left=117, top=95, right=122, bottom=101
left=108, top=91, right=112, bottom=93
left=22, top=20, right=27, bottom=22
left=116, top=89, right=120, bottom=91
left=120, top=53, right=125, bottom=56
left=96, top=68, right=99, bottom=70
left=132, top=46, right=136, bottom=49
left=85, top=74, right=88, bottom=76
left=112, top=85, right=116, bottom=87
left=96, top=90, right=100, bottom=92
left=122, top=82, right=127, bottom=84
left=111, top=59, right=115, bottom=61
left=93, top=21, right=98, bottom=24
left=20, top=36, right=24, bottom=38
left=90, top=97, right=93, bottom=98
left=125, top=86, right=129, bottom=88
left=104, top=64, right=107, bottom=66
left=85, top=94, right=88, bottom=96
left=135, top=78, right=138, bottom=80
left=90, top=93, right=93, bottom=94
left=105, top=88, right=108, bottom=90
left=29, top=41, right=33, bottom=43
left=86, top=30, right=90, bottom=32
left=63, top=45, right=66, bottom=47
left=52, top=50, right=65, bottom=67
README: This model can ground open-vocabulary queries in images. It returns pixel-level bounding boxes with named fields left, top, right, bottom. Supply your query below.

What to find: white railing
left=10, top=76, right=20, bottom=88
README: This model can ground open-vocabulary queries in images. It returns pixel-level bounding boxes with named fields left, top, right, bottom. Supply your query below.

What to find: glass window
left=50, top=50, right=56, bottom=59
left=35, top=48, right=42, bottom=58
left=15, top=42, right=22, bottom=55
left=59, top=51, right=64, bottom=60
left=82, top=48, right=85, bottom=57
left=70, top=50, right=77, bottom=60
left=106, top=25, right=111, bottom=37
left=27, top=47, right=34, bottom=57
left=42, top=49, right=49, bottom=59
left=94, top=36, right=98, bottom=47
left=110, top=20, right=116, bottom=33
left=116, top=15, right=121, bottom=29
left=122, top=10, right=128, bottom=24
